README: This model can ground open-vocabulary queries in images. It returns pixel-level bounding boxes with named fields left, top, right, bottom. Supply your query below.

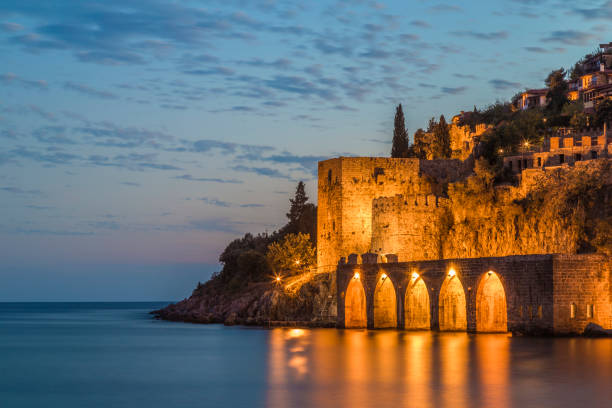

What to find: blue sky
left=1, top=0, right=610, bottom=300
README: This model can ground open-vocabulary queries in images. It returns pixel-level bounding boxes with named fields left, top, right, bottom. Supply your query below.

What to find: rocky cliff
left=153, top=272, right=337, bottom=326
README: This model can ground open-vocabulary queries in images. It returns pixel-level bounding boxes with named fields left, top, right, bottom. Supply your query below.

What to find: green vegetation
left=210, top=182, right=316, bottom=292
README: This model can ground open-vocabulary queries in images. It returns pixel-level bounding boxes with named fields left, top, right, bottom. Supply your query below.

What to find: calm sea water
left=1, top=302, right=612, bottom=408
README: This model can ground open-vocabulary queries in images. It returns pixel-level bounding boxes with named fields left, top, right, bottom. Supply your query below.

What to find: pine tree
left=391, top=104, right=409, bottom=158
left=286, top=181, right=308, bottom=225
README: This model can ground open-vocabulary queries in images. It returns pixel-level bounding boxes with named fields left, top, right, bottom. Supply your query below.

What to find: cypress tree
left=432, top=114, right=451, bottom=158
left=391, top=104, right=409, bottom=158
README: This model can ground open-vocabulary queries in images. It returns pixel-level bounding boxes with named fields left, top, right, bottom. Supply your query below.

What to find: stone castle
left=318, top=136, right=612, bottom=335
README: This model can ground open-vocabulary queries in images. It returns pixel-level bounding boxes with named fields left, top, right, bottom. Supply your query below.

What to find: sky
left=1, top=0, right=611, bottom=301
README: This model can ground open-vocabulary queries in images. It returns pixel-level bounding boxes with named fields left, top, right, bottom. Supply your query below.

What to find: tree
left=594, top=99, right=612, bottom=128
left=282, top=181, right=317, bottom=244
left=431, top=114, right=451, bottom=158
left=412, top=128, right=428, bottom=159
left=391, top=104, right=409, bottom=158
left=267, top=233, right=316, bottom=276
left=545, top=68, right=568, bottom=115
left=287, top=181, right=308, bottom=225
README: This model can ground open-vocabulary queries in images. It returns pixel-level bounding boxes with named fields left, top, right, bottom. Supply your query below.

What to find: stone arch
left=373, top=274, right=397, bottom=328
left=405, top=278, right=430, bottom=330
left=345, top=277, right=367, bottom=328
left=438, top=275, right=467, bottom=331
left=476, top=271, right=508, bottom=333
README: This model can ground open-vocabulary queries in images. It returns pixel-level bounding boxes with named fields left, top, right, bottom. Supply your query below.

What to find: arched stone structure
left=405, top=278, right=430, bottom=329
left=345, top=277, right=367, bottom=328
left=476, top=271, right=508, bottom=332
left=373, top=275, right=397, bottom=328
left=439, top=275, right=467, bottom=331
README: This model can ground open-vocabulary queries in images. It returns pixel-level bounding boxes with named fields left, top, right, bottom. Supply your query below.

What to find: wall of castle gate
left=317, top=157, right=467, bottom=272
left=337, top=254, right=612, bottom=334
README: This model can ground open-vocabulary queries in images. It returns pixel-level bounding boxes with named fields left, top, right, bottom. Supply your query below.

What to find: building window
left=537, top=157, right=542, bottom=167
left=327, top=169, right=332, bottom=184
left=570, top=303, right=576, bottom=319
left=559, top=154, right=565, bottom=164
left=519, top=305, right=523, bottom=318
left=528, top=305, right=533, bottom=320
left=537, top=305, right=543, bottom=319
left=591, top=150, right=598, bottom=159
left=523, top=159, right=528, bottom=168
left=575, top=153, right=581, bottom=161
left=518, top=160, right=522, bottom=170
left=509, top=161, right=513, bottom=170
left=587, top=304, right=594, bottom=319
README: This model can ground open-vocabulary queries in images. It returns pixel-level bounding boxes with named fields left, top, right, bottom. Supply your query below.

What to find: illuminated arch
left=345, top=277, right=367, bottom=328
left=438, top=274, right=467, bottom=331
left=476, top=271, right=508, bottom=333
left=374, top=274, right=397, bottom=328
left=405, top=278, right=430, bottom=330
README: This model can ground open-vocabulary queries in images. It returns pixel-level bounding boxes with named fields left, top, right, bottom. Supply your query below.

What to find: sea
left=1, top=302, right=611, bottom=408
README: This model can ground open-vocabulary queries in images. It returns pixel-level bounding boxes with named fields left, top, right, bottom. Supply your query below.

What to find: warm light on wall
left=353, top=272, right=360, bottom=280
left=448, top=268, right=456, bottom=277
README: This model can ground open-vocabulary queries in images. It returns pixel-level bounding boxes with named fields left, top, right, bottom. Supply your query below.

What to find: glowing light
left=353, top=272, right=360, bottom=279
left=276, top=276, right=281, bottom=282
left=412, top=272, right=419, bottom=280
left=288, top=328, right=305, bottom=338
left=524, top=141, right=530, bottom=147
left=381, top=273, right=388, bottom=280
left=498, top=148, right=504, bottom=154
left=488, top=270, right=493, bottom=276
left=294, top=259, right=301, bottom=266
left=448, top=268, right=456, bottom=277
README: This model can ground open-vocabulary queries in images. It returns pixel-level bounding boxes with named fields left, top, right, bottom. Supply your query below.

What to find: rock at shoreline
left=583, top=322, right=612, bottom=337
left=152, top=272, right=337, bottom=327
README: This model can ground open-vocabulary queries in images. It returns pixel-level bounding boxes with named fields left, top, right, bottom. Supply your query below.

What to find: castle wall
left=317, top=157, right=466, bottom=271
left=337, top=254, right=611, bottom=334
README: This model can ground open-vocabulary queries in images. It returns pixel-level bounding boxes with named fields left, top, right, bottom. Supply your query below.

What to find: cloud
left=173, top=174, right=243, bottom=184
left=489, top=79, right=522, bottom=90
left=0, top=186, right=43, bottom=195
left=198, top=197, right=231, bottom=207
left=1, top=22, right=23, bottom=32
left=236, top=58, right=292, bottom=69
left=64, top=82, right=118, bottom=99
left=240, top=203, right=264, bottom=208
left=120, top=182, right=141, bottom=187
left=451, top=31, right=508, bottom=40
left=454, top=73, right=477, bottom=80
left=541, top=30, right=593, bottom=45
left=441, top=86, right=468, bottom=95
left=411, top=20, right=431, bottom=28
left=232, top=165, right=293, bottom=179
left=263, top=75, right=336, bottom=99
left=573, top=2, right=612, bottom=19
left=1, top=129, right=18, bottom=139
left=2, top=104, right=56, bottom=121
left=0, top=72, right=48, bottom=89
left=188, top=218, right=246, bottom=234
left=428, top=4, right=463, bottom=13
left=33, top=126, right=76, bottom=145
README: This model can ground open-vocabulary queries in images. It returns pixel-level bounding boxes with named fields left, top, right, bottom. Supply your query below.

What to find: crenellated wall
left=317, top=157, right=467, bottom=272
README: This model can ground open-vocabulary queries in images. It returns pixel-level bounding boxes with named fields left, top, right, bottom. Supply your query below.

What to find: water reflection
left=265, top=329, right=612, bottom=408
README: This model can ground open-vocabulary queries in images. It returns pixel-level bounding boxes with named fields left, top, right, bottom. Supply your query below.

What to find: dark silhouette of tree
left=545, top=68, right=568, bottom=115
left=431, top=114, right=451, bottom=158
left=595, top=99, right=612, bottom=128
left=391, top=104, right=409, bottom=158
left=412, top=128, right=428, bottom=159
left=287, top=181, right=308, bottom=224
